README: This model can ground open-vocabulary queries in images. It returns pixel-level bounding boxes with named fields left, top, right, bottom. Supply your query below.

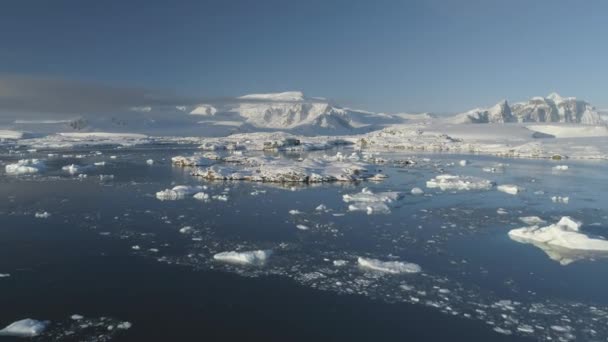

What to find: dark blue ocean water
left=1, top=145, right=607, bottom=341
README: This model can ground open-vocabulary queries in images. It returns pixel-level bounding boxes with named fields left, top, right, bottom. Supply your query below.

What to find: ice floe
left=426, top=174, right=494, bottom=191
left=509, top=217, right=608, bottom=265
left=357, top=257, right=421, bottom=274
left=0, top=319, right=49, bottom=337
left=194, top=156, right=371, bottom=183
left=410, top=187, right=424, bottom=195
left=551, top=196, right=569, bottom=204
left=497, top=184, right=521, bottom=195
left=213, top=250, right=272, bottom=265
left=193, top=192, right=210, bottom=201
left=343, top=188, right=401, bottom=214
left=156, top=185, right=205, bottom=200
left=5, top=159, right=45, bottom=175
left=519, top=216, right=546, bottom=226
left=34, top=211, right=51, bottom=219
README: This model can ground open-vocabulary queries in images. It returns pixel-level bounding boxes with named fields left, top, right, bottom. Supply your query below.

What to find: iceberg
left=0, top=319, right=49, bottom=337
left=343, top=188, right=401, bottom=215
left=5, top=159, right=46, bottom=175
left=357, top=257, right=421, bottom=274
left=497, top=184, right=521, bottom=195
left=156, top=185, right=204, bottom=201
left=426, top=174, right=494, bottom=191
left=213, top=250, right=272, bottom=266
left=509, top=217, right=608, bottom=265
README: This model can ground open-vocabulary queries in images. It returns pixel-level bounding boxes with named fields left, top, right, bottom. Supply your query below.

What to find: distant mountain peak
left=453, top=94, right=603, bottom=124
left=238, top=91, right=305, bottom=102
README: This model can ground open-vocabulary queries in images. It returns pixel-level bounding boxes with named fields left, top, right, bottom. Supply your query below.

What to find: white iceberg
left=553, top=165, right=569, bottom=171
left=5, top=159, right=45, bottom=175
left=551, top=196, right=569, bottom=204
left=34, top=211, right=51, bottom=219
left=343, top=188, right=401, bottom=215
left=156, top=185, right=204, bottom=201
left=357, top=257, right=421, bottom=274
left=193, top=192, right=210, bottom=201
left=497, top=184, right=521, bottom=195
left=426, top=174, right=494, bottom=191
left=62, top=164, right=90, bottom=175
left=509, top=217, right=608, bottom=265
left=0, top=319, right=49, bottom=337
left=410, top=187, right=424, bottom=195
left=213, top=250, right=272, bottom=266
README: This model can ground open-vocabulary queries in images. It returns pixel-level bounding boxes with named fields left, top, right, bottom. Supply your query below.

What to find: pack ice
left=194, top=156, right=370, bottom=183
left=426, top=174, right=494, bottom=191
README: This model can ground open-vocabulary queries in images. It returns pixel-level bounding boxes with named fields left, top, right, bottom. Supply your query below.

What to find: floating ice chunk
left=131, top=245, right=141, bottom=250
left=343, top=188, right=400, bottom=203
left=156, top=185, right=204, bottom=201
left=146, top=159, right=154, bottom=165
left=296, top=224, right=310, bottom=230
left=410, top=187, right=424, bottom=195
left=0, top=273, right=10, bottom=278
left=99, top=174, right=114, bottom=181
left=357, top=257, right=421, bottom=274
left=333, top=260, right=347, bottom=267
left=519, top=216, right=546, bottom=226
left=213, top=250, right=272, bottom=266
left=94, top=161, right=106, bottom=166
left=551, top=196, right=569, bottom=204
left=179, top=226, right=193, bottom=234
left=0, top=319, right=49, bottom=337
left=62, top=164, right=90, bottom=175
left=368, top=173, right=388, bottom=181
left=348, top=202, right=391, bottom=215
left=343, top=188, right=401, bottom=215
left=5, top=159, right=45, bottom=175
left=289, top=210, right=303, bottom=215
left=553, top=165, right=569, bottom=171
left=509, top=217, right=608, bottom=265
left=459, top=160, right=468, bottom=166
left=497, top=184, right=521, bottom=195
left=426, top=174, right=493, bottom=191
left=315, top=204, right=328, bottom=211
left=193, top=192, right=210, bottom=201
left=116, top=321, right=132, bottom=330
left=212, top=194, right=229, bottom=201
left=34, top=211, right=51, bottom=219
left=70, top=314, right=84, bottom=320
left=496, top=208, right=508, bottom=215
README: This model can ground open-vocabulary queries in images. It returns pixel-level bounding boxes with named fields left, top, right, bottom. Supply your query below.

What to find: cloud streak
left=0, top=74, right=198, bottom=115
left=0, top=74, right=336, bottom=118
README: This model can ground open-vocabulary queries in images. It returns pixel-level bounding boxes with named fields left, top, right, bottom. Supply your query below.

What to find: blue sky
left=1, top=0, right=607, bottom=113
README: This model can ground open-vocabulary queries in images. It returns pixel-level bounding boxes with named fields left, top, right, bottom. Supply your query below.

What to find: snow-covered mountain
left=452, top=93, right=604, bottom=124
left=229, top=91, right=354, bottom=130
left=450, top=100, right=515, bottom=124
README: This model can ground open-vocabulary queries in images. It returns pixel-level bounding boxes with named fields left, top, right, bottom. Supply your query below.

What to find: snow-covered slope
left=450, top=100, right=515, bottom=124
left=452, top=93, right=603, bottom=124
left=230, top=91, right=354, bottom=131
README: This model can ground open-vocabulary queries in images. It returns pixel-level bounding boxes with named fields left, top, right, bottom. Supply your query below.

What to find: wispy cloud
left=0, top=74, right=196, bottom=115
left=0, top=74, right=334, bottom=117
